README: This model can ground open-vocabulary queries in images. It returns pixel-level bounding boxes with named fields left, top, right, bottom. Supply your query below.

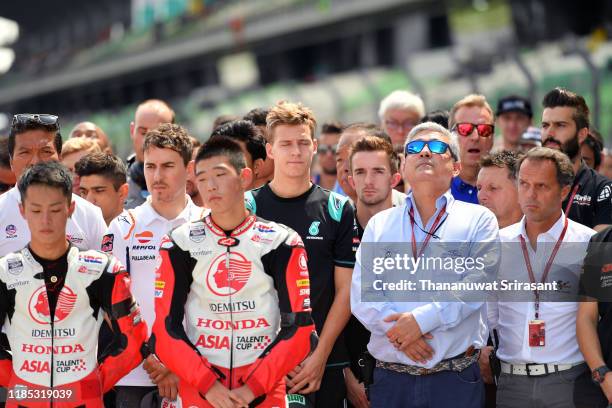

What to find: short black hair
left=213, top=114, right=240, bottom=130
left=0, top=137, right=11, bottom=169
left=195, top=136, right=247, bottom=173
left=542, top=87, right=590, bottom=130
left=9, top=122, right=62, bottom=158
left=210, top=120, right=266, bottom=162
left=243, top=108, right=269, bottom=127
left=420, top=110, right=450, bottom=129
left=321, top=121, right=344, bottom=135
left=18, top=161, right=72, bottom=204
left=75, top=152, right=127, bottom=190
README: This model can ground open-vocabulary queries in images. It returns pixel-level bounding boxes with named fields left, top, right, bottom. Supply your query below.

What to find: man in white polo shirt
left=488, top=147, right=596, bottom=407
left=104, top=123, right=205, bottom=407
left=0, top=113, right=106, bottom=257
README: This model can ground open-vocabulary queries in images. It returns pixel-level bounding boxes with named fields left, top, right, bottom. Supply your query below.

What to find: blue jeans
left=370, top=362, right=484, bottom=408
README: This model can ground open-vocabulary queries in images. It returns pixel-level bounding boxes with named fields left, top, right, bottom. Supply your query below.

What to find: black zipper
left=226, top=245, right=234, bottom=390
left=50, top=318, right=54, bottom=408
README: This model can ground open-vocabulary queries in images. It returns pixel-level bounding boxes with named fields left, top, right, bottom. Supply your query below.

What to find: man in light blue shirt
left=351, top=121, right=499, bottom=408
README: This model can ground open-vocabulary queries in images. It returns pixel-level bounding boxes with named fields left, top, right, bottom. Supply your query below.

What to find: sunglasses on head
left=453, top=123, right=494, bottom=138
left=405, top=139, right=455, bottom=159
left=11, top=114, right=60, bottom=131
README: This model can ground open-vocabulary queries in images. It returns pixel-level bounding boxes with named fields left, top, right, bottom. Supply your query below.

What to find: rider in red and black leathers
left=151, top=213, right=315, bottom=407
left=0, top=246, right=148, bottom=407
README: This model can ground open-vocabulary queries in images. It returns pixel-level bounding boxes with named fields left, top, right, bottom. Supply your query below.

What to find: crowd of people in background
left=0, top=86, right=611, bottom=408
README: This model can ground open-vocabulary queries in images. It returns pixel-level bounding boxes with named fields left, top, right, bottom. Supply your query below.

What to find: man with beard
left=344, top=135, right=402, bottom=408
left=335, top=123, right=406, bottom=206
left=540, top=88, right=611, bottom=231
left=126, top=100, right=175, bottom=209
left=104, top=124, right=205, bottom=406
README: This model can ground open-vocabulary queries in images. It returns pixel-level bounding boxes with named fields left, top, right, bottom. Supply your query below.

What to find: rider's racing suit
left=0, top=245, right=148, bottom=407
left=152, top=214, right=315, bottom=407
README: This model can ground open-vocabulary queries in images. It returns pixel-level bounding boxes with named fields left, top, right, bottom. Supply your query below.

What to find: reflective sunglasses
left=11, top=114, right=60, bottom=130
left=405, top=139, right=455, bottom=159
left=453, top=123, right=494, bottom=138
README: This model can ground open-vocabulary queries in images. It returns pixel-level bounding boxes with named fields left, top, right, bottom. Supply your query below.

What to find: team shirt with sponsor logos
left=579, top=226, right=612, bottom=368
left=152, top=214, right=314, bottom=401
left=0, top=246, right=146, bottom=390
left=0, top=187, right=107, bottom=257
left=103, top=195, right=205, bottom=387
left=245, top=183, right=356, bottom=366
left=563, top=163, right=612, bottom=229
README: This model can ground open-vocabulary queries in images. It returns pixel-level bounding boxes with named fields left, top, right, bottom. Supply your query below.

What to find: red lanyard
left=409, top=204, right=446, bottom=259
left=564, top=184, right=580, bottom=216
left=518, top=216, right=568, bottom=319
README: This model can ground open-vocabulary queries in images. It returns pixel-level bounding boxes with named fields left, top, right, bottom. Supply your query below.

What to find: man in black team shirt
left=345, top=135, right=401, bottom=408
left=245, top=101, right=356, bottom=407
left=541, top=88, right=611, bottom=231
left=577, top=226, right=612, bottom=407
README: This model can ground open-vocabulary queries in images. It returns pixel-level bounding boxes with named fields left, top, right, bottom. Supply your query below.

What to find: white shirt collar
left=139, top=195, right=198, bottom=226
left=405, top=188, right=455, bottom=216
left=509, top=210, right=566, bottom=242
left=7, top=186, right=20, bottom=203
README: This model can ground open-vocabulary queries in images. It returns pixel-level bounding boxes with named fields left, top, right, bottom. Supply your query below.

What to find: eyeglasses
left=405, top=139, right=455, bottom=159
left=11, top=114, right=60, bottom=131
left=385, top=119, right=417, bottom=132
left=318, top=144, right=337, bottom=155
left=453, top=123, right=494, bottom=138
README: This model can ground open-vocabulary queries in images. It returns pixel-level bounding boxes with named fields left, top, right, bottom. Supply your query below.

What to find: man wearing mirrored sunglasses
left=449, top=94, right=496, bottom=204
left=352, top=121, right=499, bottom=408
left=0, top=114, right=107, bottom=257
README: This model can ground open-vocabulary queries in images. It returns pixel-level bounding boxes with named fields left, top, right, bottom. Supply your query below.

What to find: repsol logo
left=132, top=245, right=156, bottom=250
